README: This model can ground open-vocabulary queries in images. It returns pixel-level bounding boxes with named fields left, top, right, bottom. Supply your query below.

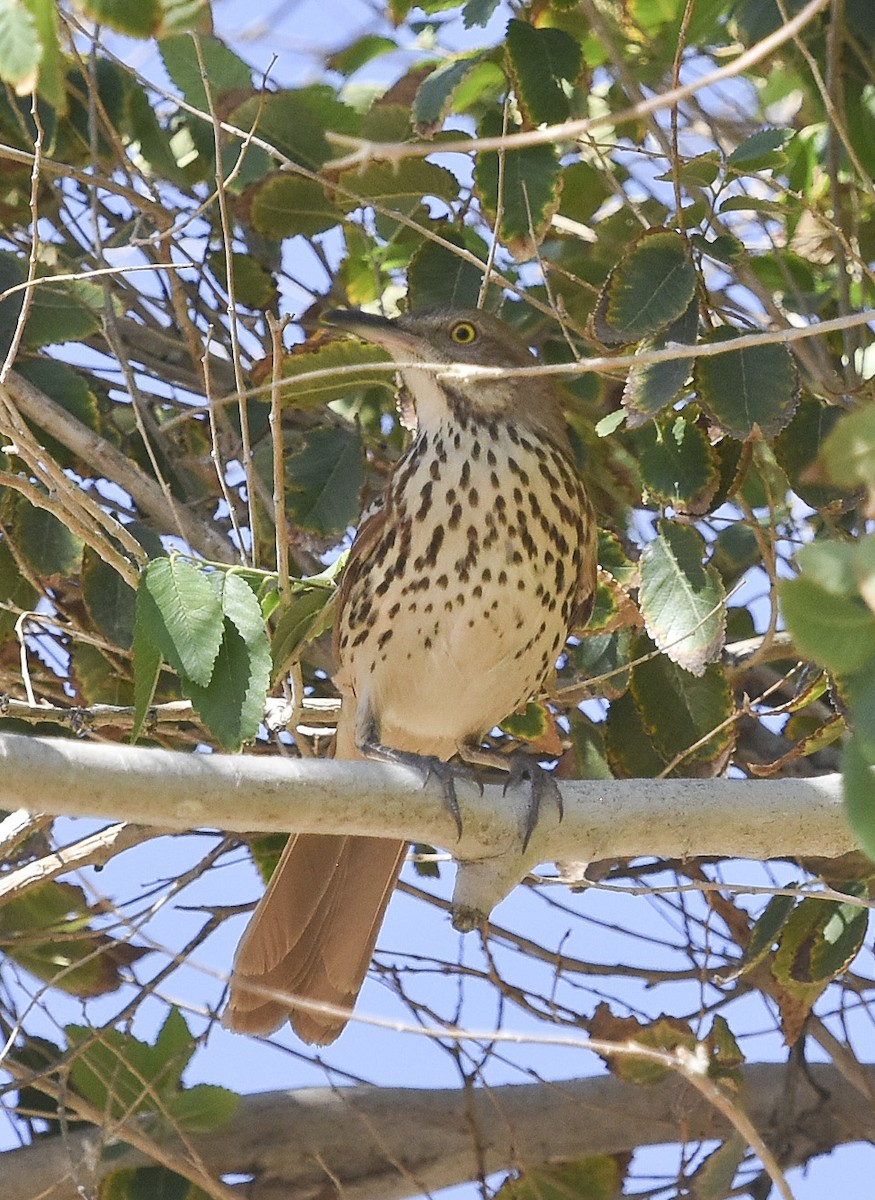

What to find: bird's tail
left=222, top=705, right=406, bottom=1044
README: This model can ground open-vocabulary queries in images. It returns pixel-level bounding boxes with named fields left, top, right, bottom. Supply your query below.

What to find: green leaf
left=280, top=339, right=393, bottom=408
left=632, top=650, right=734, bottom=772
left=101, top=1167, right=193, bottom=1200
left=158, top=0, right=213, bottom=36
left=474, top=111, right=562, bottom=254
left=820, top=403, right=875, bottom=492
left=0, top=534, right=38, bottom=645
left=166, top=1083, right=239, bottom=1133
left=604, top=687, right=666, bottom=777
left=593, top=230, right=697, bottom=345
left=0, top=0, right=42, bottom=92
left=78, top=0, right=161, bottom=36
left=337, top=159, right=459, bottom=218
left=9, top=495, right=84, bottom=579
left=689, top=1135, right=747, bottom=1200
left=500, top=700, right=548, bottom=741
left=842, top=734, right=875, bottom=862
left=566, top=710, right=614, bottom=779
left=407, top=228, right=487, bottom=311
left=622, top=299, right=698, bottom=427
left=504, top=19, right=581, bottom=126
left=463, top=0, right=500, bottom=27
left=774, top=396, right=852, bottom=509
left=327, top=33, right=397, bottom=75
left=159, top=32, right=251, bottom=107
left=655, top=151, right=721, bottom=188
left=499, top=1156, right=626, bottom=1200
left=271, top=586, right=335, bottom=681
left=136, top=558, right=224, bottom=687
left=207, top=251, right=276, bottom=310
left=81, top=549, right=136, bottom=652
left=639, top=521, right=725, bottom=675
left=0, top=882, right=146, bottom=996
left=230, top=87, right=362, bottom=171
left=413, top=51, right=486, bottom=135
left=249, top=174, right=341, bottom=239
left=184, top=573, right=271, bottom=749
left=573, top=628, right=633, bottom=701
left=727, top=126, right=791, bottom=171
left=71, top=642, right=134, bottom=706
left=778, top=575, right=875, bottom=676
left=131, top=601, right=164, bottom=744
left=635, top=414, right=719, bottom=514
left=716, top=195, right=787, bottom=215
left=744, top=892, right=798, bottom=971
left=694, top=327, right=799, bottom=439
left=286, top=425, right=364, bottom=536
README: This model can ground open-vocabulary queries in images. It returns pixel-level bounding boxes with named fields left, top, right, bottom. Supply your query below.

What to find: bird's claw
left=501, top=754, right=562, bottom=851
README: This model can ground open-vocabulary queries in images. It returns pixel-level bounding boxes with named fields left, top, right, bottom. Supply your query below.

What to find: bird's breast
left=335, top=416, right=590, bottom=756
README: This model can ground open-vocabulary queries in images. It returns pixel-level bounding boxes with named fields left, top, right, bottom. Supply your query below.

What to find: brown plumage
left=223, top=308, right=597, bottom=1043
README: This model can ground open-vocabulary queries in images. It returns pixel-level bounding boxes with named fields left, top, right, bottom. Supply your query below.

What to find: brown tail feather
left=223, top=701, right=406, bottom=1043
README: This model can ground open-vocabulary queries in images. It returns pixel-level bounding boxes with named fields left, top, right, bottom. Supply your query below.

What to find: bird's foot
left=502, top=753, right=562, bottom=851
left=360, top=739, right=479, bottom=838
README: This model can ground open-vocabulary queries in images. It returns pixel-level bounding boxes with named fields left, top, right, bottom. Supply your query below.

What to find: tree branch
left=4, top=1065, right=872, bottom=1200
left=0, top=730, right=855, bottom=868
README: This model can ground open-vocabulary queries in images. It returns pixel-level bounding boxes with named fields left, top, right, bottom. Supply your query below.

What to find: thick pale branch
left=0, top=731, right=854, bottom=865
left=3, top=1065, right=872, bottom=1200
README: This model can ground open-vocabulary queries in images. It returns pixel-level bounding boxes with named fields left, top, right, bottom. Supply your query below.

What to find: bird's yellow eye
left=449, top=320, right=478, bottom=345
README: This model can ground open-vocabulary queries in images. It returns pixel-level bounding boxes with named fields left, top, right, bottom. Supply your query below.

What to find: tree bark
left=3, top=1065, right=872, bottom=1200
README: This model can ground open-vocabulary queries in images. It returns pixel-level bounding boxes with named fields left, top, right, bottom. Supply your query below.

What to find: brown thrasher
left=223, top=308, right=597, bottom=1043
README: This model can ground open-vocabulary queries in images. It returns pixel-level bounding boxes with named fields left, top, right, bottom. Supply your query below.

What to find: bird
left=222, top=307, right=597, bottom=1043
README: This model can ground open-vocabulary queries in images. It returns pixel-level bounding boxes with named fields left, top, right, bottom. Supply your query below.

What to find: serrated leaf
left=10, top=495, right=84, bottom=579
left=159, top=32, right=251, bottom=106
left=632, top=650, right=734, bottom=772
left=774, top=396, right=851, bottom=510
left=499, top=1156, right=627, bottom=1200
left=338, top=159, right=459, bottom=218
left=636, top=414, right=719, bottom=514
left=771, top=889, right=868, bottom=1042
left=184, top=573, right=271, bottom=749
left=271, top=586, right=335, bottom=681
left=690, top=1134, right=746, bottom=1200
left=717, top=195, right=786, bottom=215
left=277, top=338, right=393, bottom=408
left=0, top=882, right=147, bottom=997
left=82, top=549, right=136, bottom=649
left=655, top=151, right=721, bottom=188
left=407, top=228, right=487, bottom=310
left=249, top=173, right=341, bottom=239
left=166, top=1084, right=239, bottom=1134
left=779, top=575, right=875, bottom=676
left=131, top=601, right=163, bottom=744
left=727, top=126, right=791, bottom=170
left=695, top=327, right=799, bottom=439
left=474, top=111, right=562, bottom=255
left=207, top=251, right=277, bottom=310
left=622, top=299, right=698, bottom=427
left=604, top=688, right=666, bottom=777
left=327, top=33, right=397, bottom=75
left=504, top=19, right=581, bottom=126
left=286, top=425, right=364, bottom=536
left=463, top=0, right=500, bottom=27
left=639, top=522, right=725, bottom=674
left=77, top=0, right=161, bottom=36
left=413, top=51, right=486, bottom=135
left=842, top=734, right=875, bottom=862
left=0, top=535, right=37, bottom=645
left=230, top=86, right=361, bottom=171
left=500, top=700, right=548, bottom=741
left=573, top=628, right=634, bottom=701
left=158, top=0, right=213, bottom=36
left=593, top=230, right=697, bottom=345
left=0, top=0, right=41, bottom=92
left=566, top=711, right=613, bottom=779
left=136, top=558, right=224, bottom=687
left=820, top=403, right=875, bottom=492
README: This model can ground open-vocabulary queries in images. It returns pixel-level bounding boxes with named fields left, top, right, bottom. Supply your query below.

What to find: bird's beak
left=321, top=308, right=423, bottom=360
